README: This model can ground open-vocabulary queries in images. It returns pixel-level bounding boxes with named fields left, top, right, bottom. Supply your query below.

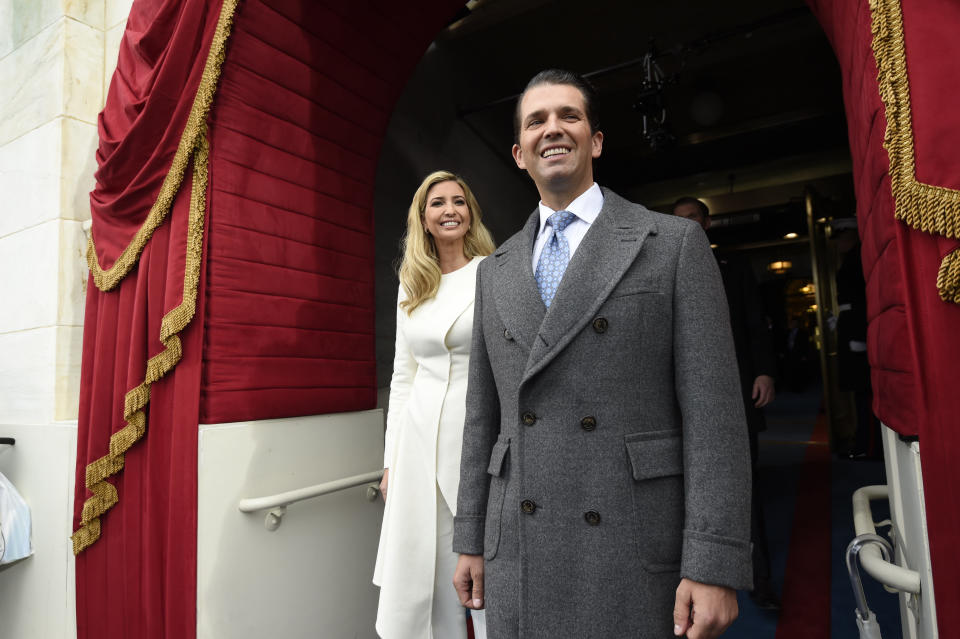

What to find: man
left=452, top=70, right=752, bottom=639
left=672, top=197, right=780, bottom=611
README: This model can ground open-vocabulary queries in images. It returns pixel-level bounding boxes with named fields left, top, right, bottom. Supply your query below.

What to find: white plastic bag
left=0, top=470, right=33, bottom=564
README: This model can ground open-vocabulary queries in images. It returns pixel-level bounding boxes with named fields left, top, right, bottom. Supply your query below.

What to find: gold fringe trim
left=87, top=0, right=238, bottom=293
left=71, top=0, right=235, bottom=553
left=870, top=0, right=960, bottom=302
left=938, top=249, right=960, bottom=304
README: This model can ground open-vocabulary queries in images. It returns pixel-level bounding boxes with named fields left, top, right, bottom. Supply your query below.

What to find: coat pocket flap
left=624, top=430, right=683, bottom=480
left=487, top=437, right=510, bottom=476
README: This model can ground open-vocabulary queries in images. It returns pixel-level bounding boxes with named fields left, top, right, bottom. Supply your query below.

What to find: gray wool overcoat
left=453, top=189, right=753, bottom=638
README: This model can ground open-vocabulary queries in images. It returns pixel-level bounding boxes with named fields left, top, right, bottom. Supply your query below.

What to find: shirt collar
left=537, top=183, right=603, bottom=232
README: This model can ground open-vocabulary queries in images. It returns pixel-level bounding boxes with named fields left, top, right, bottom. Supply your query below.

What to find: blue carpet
left=723, top=389, right=902, bottom=638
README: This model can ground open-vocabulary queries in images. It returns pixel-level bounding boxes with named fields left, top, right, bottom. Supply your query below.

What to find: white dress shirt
left=531, top=183, right=604, bottom=272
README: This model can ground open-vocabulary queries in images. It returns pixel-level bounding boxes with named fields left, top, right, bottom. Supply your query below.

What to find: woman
left=373, top=171, right=495, bottom=639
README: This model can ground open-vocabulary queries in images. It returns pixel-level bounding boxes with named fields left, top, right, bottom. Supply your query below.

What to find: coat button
left=592, top=317, right=608, bottom=333
left=503, top=328, right=513, bottom=340
left=521, top=411, right=537, bottom=426
left=580, top=416, right=597, bottom=431
left=584, top=511, right=601, bottom=526
left=521, top=500, right=537, bottom=514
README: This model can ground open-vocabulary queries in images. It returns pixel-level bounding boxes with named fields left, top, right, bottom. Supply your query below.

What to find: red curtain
left=75, top=185, right=206, bottom=637
left=807, top=0, right=960, bottom=630
left=74, top=0, right=228, bottom=635
left=74, top=0, right=463, bottom=637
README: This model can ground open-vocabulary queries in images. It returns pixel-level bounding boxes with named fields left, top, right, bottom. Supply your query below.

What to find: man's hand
left=453, top=554, right=485, bottom=610
left=673, top=578, right=738, bottom=638
left=379, top=468, right=389, bottom=502
left=752, top=375, right=775, bottom=408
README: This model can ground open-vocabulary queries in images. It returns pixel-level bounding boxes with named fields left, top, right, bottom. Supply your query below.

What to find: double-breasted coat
left=374, top=257, right=482, bottom=638
left=453, top=189, right=753, bottom=638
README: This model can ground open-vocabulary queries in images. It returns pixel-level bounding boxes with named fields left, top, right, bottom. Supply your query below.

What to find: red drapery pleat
left=75, top=182, right=206, bottom=637
left=807, top=0, right=960, bottom=630
left=199, top=0, right=466, bottom=423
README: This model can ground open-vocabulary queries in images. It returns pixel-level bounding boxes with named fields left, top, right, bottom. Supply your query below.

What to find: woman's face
left=422, top=180, right=471, bottom=247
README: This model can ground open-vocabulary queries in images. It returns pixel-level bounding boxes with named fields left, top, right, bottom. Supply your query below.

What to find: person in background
left=672, top=196, right=781, bottom=611
left=374, top=170, right=495, bottom=639
left=834, top=226, right=879, bottom=459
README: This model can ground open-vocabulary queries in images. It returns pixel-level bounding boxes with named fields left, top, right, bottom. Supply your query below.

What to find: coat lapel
left=431, top=258, right=481, bottom=345
left=491, top=210, right=544, bottom=354
left=523, top=189, right=658, bottom=383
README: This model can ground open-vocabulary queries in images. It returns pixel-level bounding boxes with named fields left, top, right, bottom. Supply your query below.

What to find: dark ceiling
left=430, top=0, right=856, bottom=257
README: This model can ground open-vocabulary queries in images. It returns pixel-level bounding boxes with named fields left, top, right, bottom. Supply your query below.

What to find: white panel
left=61, top=18, right=104, bottom=126
left=0, top=0, right=103, bottom=57
left=0, top=20, right=64, bottom=147
left=0, top=118, right=95, bottom=239
left=0, top=118, right=61, bottom=238
left=64, top=0, right=106, bottom=29
left=0, top=422, right=78, bottom=639
left=57, top=220, right=89, bottom=329
left=0, top=18, right=102, bottom=148
left=54, top=325, right=84, bottom=421
left=0, top=328, right=57, bottom=425
left=0, top=221, right=62, bottom=333
left=881, top=425, right=939, bottom=639
left=105, top=0, right=134, bottom=30
left=59, top=118, right=97, bottom=223
left=197, top=410, right=386, bottom=639
left=0, top=0, right=60, bottom=59
left=103, top=20, right=126, bottom=99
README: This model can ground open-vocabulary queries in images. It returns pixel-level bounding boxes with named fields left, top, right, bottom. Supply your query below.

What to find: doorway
left=371, top=1, right=895, bottom=637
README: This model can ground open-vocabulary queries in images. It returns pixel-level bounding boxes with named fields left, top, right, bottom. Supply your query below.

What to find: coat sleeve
left=452, top=263, right=501, bottom=555
left=672, top=222, right=754, bottom=590
left=383, top=286, right=417, bottom=468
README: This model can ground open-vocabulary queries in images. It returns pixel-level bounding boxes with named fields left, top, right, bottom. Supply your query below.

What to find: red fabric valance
left=88, top=0, right=228, bottom=285
left=197, top=0, right=464, bottom=423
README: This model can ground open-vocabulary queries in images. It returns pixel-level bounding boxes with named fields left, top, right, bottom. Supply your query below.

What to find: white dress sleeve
left=383, top=285, right=417, bottom=468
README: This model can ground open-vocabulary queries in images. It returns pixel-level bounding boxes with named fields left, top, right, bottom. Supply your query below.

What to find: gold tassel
left=869, top=0, right=960, bottom=302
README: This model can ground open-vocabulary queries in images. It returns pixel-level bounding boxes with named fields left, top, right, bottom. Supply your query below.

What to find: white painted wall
left=196, top=411, right=386, bottom=639
left=0, top=1, right=133, bottom=637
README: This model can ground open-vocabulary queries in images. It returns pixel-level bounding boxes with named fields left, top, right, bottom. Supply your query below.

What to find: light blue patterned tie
left=535, top=210, right=576, bottom=307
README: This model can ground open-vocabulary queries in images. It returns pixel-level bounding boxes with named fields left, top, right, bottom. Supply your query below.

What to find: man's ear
left=591, top=131, right=604, bottom=158
left=703, top=215, right=711, bottom=231
left=512, top=143, right=525, bottom=169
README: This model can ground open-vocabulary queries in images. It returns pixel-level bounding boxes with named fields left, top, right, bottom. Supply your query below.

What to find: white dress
left=374, top=257, right=486, bottom=639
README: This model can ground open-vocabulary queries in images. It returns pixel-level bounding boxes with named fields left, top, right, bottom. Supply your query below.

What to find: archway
left=76, top=0, right=960, bottom=637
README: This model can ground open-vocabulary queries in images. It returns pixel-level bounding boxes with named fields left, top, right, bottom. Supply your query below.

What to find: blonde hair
left=398, top=170, right=495, bottom=313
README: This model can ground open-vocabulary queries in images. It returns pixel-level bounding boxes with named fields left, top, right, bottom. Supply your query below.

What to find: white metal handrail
left=239, top=469, right=383, bottom=530
left=852, top=484, right=921, bottom=594
left=239, top=469, right=384, bottom=512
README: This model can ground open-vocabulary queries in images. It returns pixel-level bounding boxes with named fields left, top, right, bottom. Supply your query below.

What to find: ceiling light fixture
left=632, top=42, right=677, bottom=150
left=767, top=260, right=792, bottom=274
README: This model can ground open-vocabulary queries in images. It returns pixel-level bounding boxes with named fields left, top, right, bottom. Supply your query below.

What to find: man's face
left=512, top=83, right=603, bottom=199
left=673, top=202, right=710, bottom=231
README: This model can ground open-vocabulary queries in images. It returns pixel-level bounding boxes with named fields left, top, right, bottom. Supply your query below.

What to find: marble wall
left=0, top=1, right=132, bottom=637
